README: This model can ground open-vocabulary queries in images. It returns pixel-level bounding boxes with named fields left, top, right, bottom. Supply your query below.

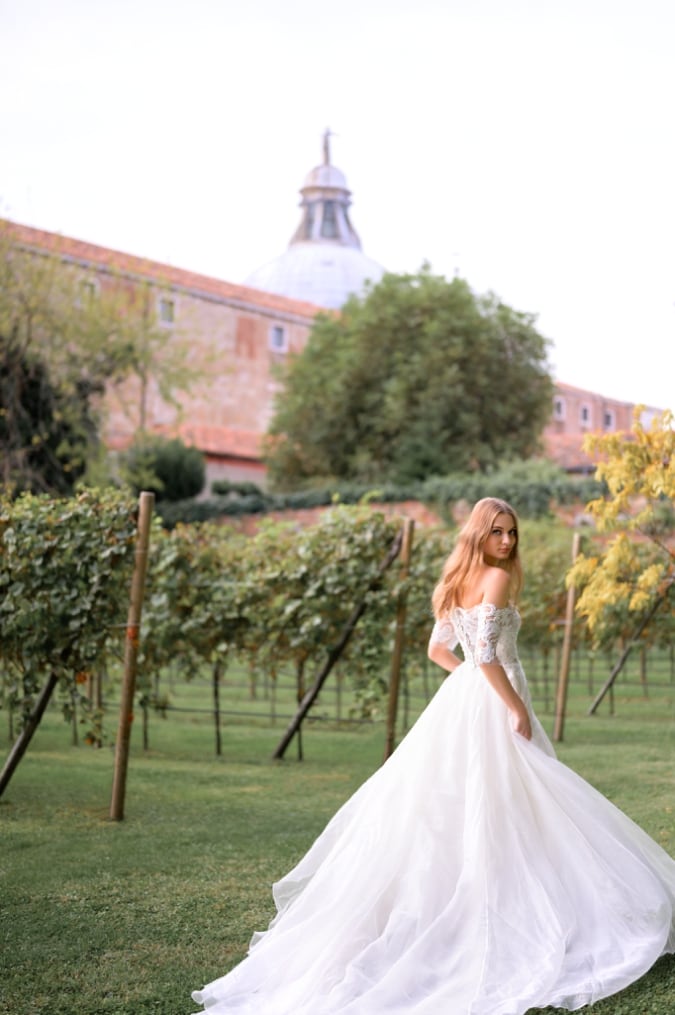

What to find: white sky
left=1, top=0, right=674, bottom=411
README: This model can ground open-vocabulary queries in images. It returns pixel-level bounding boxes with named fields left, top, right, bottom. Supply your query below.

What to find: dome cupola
left=244, top=131, right=385, bottom=309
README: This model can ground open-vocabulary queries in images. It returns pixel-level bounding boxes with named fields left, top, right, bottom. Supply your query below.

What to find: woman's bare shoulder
left=481, top=566, right=511, bottom=606
left=460, top=565, right=510, bottom=609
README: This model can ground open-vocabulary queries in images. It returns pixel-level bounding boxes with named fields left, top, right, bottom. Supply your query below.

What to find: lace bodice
left=430, top=603, right=521, bottom=669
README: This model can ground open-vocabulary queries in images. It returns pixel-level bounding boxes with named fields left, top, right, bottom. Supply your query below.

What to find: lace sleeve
left=429, top=616, right=458, bottom=651
left=475, top=603, right=501, bottom=664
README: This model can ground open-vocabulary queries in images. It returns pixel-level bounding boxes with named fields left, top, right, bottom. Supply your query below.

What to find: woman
left=191, top=497, right=675, bottom=1014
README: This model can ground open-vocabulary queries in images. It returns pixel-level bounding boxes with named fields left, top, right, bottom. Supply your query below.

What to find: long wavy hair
left=432, top=497, right=523, bottom=617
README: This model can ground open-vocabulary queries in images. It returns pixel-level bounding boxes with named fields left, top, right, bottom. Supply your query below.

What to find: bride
left=191, top=497, right=675, bottom=1014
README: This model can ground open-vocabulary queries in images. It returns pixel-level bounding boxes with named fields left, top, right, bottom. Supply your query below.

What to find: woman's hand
left=478, top=660, right=532, bottom=740
left=511, top=703, right=532, bottom=740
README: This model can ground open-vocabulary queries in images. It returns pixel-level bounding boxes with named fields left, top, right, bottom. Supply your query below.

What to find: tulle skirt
left=191, top=661, right=675, bottom=1014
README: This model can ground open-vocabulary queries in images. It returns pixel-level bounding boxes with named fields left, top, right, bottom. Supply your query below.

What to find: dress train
left=191, top=605, right=675, bottom=1014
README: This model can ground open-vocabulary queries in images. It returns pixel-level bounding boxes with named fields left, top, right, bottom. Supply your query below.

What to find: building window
left=78, top=278, right=98, bottom=303
left=553, top=397, right=565, bottom=421
left=158, top=296, right=175, bottom=324
left=269, top=324, right=287, bottom=353
left=321, top=201, right=338, bottom=239
left=579, top=403, right=591, bottom=428
left=304, top=202, right=316, bottom=240
left=603, top=409, right=615, bottom=431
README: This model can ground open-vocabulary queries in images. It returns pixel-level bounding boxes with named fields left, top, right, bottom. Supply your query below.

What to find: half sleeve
left=429, top=616, right=458, bottom=651
left=474, top=603, right=500, bottom=664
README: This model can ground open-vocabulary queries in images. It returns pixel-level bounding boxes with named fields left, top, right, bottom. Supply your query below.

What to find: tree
left=568, top=409, right=674, bottom=642
left=0, top=220, right=205, bottom=494
left=95, top=277, right=206, bottom=435
left=264, top=269, right=553, bottom=488
left=0, top=226, right=111, bottom=494
left=0, top=333, right=99, bottom=494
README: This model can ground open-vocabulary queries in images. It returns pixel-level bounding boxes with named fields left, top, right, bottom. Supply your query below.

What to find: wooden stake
left=0, top=672, right=59, bottom=798
left=383, top=518, right=415, bottom=762
left=110, top=491, right=154, bottom=821
left=213, top=659, right=223, bottom=757
left=553, top=532, right=581, bottom=743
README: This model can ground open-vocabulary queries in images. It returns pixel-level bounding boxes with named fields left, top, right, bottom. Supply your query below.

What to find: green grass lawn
left=1, top=691, right=674, bottom=1014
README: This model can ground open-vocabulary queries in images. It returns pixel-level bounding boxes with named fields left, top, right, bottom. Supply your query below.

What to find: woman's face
left=482, top=512, right=517, bottom=564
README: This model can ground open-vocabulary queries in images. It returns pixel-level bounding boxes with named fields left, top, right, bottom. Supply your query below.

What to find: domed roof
left=244, top=130, right=385, bottom=309
left=303, top=163, right=348, bottom=190
left=245, top=242, right=384, bottom=310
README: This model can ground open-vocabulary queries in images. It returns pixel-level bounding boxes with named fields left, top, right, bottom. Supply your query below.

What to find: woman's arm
left=427, top=640, right=463, bottom=674
left=477, top=568, right=532, bottom=740
left=427, top=616, right=462, bottom=675
left=478, top=662, right=532, bottom=739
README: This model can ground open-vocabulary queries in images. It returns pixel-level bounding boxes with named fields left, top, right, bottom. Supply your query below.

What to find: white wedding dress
left=191, top=604, right=675, bottom=1015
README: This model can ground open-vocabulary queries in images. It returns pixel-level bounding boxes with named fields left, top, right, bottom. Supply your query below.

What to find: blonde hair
left=431, top=497, right=523, bottom=616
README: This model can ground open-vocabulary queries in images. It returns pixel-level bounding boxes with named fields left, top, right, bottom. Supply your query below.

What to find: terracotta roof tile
left=106, top=423, right=263, bottom=462
left=153, top=423, right=262, bottom=461
left=1, top=218, right=324, bottom=321
left=553, top=380, right=634, bottom=408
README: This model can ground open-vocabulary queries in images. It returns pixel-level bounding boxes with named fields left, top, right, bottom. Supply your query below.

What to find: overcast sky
left=1, top=0, right=673, bottom=411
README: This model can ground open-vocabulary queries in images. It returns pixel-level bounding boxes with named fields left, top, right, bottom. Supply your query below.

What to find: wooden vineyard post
left=110, top=491, right=154, bottom=821
left=383, top=518, right=415, bottom=762
left=213, top=659, right=223, bottom=757
left=0, top=672, right=60, bottom=798
left=553, top=532, right=581, bottom=743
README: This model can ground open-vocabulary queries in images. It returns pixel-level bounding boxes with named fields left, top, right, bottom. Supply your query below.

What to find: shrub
left=210, top=479, right=264, bottom=497
left=122, top=435, right=205, bottom=502
left=155, top=462, right=605, bottom=528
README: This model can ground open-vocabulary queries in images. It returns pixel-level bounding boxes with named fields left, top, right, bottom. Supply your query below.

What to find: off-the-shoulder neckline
left=452, top=603, right=518, bottom=614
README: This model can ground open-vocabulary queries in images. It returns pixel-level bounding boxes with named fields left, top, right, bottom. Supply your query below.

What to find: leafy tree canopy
left=568, top=409, right=674, bottom=641
left=0, top=220, right=205, bottom=495
left=264, top=269, right=553, bottom=489
left=0, top=334, right=98, bottom=495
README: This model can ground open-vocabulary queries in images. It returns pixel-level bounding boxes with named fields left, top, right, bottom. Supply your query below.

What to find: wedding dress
left=191, top=604, right=675, bottom=1015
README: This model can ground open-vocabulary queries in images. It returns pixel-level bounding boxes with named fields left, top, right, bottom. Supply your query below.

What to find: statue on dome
left=322, top=128, right=334, bottom=165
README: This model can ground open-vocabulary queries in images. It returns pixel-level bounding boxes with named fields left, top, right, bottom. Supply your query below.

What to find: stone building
left=2, top=219, right=321, bottom=486
left=2, top=137, right=659, bottom=488
left=541, top=381, right=658, bottom=472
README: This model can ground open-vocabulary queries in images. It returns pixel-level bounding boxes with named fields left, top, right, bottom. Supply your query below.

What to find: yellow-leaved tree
left=568, top=409, right=674, bottom=709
